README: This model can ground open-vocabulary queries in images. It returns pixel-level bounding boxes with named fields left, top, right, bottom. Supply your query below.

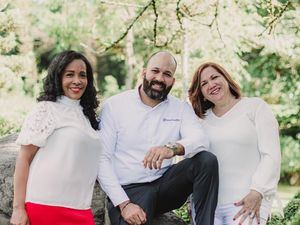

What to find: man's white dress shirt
left=98, top=88, right=209, bottom=206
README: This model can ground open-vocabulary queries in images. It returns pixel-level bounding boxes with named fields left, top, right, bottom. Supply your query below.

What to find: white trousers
left=191, top=199, right=272, bottom=225
left=214, top=201, right=271, bottom=225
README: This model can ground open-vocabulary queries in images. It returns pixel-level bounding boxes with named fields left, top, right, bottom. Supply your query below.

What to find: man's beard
left=142, top=77, right=172, bottom=101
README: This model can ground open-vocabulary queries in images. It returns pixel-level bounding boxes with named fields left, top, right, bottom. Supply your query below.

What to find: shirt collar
left=57, top=95, right=81, bottom=107
left=135, top=85, right=169, bottom=106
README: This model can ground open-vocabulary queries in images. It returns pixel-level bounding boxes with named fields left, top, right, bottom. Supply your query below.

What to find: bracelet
left=120, top=201, right=131, bottom=212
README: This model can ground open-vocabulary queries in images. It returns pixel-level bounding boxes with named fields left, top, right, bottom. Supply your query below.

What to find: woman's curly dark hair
left=37, top=50, right=99, bottom=130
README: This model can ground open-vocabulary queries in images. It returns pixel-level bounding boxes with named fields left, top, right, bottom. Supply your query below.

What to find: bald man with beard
left=97, top=51, right=219, bottom=225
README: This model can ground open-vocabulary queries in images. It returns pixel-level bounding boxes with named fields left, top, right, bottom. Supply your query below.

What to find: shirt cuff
left=108, top=188, right=130, bottom=207
left=250, top=187, right=264, bottom=198
left=177, top=138, right=209, bottom=157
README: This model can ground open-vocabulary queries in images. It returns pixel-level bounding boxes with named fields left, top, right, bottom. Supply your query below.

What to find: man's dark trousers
left=108, top=151, right=219, bottom=225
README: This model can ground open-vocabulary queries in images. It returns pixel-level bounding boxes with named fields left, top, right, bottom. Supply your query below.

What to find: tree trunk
left=181, top=18, right=189, bottom=100
left=124, top=7, right=137, bottom=90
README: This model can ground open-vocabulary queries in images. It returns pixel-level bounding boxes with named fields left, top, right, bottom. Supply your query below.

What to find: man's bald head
left=141, top=51, right=177, bottom=102
left=145, top=51, right=177, bottom=72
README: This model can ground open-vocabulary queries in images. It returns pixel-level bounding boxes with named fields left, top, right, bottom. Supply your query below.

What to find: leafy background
left=0, top=0, right=299, bottom=223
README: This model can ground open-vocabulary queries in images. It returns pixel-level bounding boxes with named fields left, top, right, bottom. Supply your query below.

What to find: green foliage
left=0, top=116, right=20, bottom=137
left=32, top=0, right=96, bottom=69
left=267, top=191, right=300, bottom=225
left=290, top=210, right=300, bottom=225
left=0, top=0, right=37, bottom=96
left=96, top=52, right=127, bottom=92
left=255, top=0, right=297, bottom=36
left=45, top=0, right=63, bottom=13
left=284, top=199, right=300, bottom=222
left=241, top=48, right=300, bottom=184
left=102, top=75, right=122, bottom=98
left=0, top=5, right=17, bottom=54
left=173, top=202, right=191, bottom=224
left=240, top=49, right=300, bottom=148
left=294, top=192, right=300, bottom=199
left=280, top=136, right=300, bottom=180
left=267, top=214, right=284, bottom=225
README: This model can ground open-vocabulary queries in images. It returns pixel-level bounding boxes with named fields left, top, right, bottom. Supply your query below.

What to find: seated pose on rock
left=10, top=50, right=101, bottom=225
left=189, top=62, right=281, bottom=225
left=98, top=51, right=219, bottom=225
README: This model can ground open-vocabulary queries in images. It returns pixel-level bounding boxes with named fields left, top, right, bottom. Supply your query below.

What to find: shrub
left=267, top=214, right=284, bottom=225
left=0, top=116, right=20, bottom=137
left=174, top=202, right=191, bottom=224
left=280, top=136, right=300, bottom=185
left=293, top=191, right=300, bottom=199
left=284, top=199, right=300, bottom=222
left=260, top=191, right=300, bottom=225
left=290, top=210, right=300, bottom=225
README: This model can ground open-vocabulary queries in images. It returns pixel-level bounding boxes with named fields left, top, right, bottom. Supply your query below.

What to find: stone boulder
left=0, top=134, right=186, bottom=225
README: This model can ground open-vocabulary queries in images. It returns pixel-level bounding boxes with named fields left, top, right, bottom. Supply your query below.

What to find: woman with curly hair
left=10, top=50, right=101, bottom=225
left=189, top=62, right=281, bottom=225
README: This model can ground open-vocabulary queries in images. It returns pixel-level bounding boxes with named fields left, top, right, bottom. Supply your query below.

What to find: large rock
left=0, top=134, right=186, bottom=225
left=0, top=134, right=18, bottom=225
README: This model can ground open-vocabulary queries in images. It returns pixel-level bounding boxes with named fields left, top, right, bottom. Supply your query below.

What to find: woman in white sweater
left=189, top=62, right=281, bottom=225
left=10, top=50, right=101, bottom=225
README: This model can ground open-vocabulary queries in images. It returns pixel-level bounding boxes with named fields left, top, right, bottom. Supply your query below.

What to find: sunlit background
left=0, top=1, right=299, bottom=224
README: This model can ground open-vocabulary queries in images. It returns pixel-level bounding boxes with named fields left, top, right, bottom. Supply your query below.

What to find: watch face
left=165, top=143, right=177, bottom=150
left=164, top=143, right=179, bottom=156
left=170, top=144, right=177, bottom=149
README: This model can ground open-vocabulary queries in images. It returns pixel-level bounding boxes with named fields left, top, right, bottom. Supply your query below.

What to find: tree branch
left=153, top=29, right=183, bottom=48
left=176, top=0, right=225, bottom=46
left=103, top=0, right=153, bottom=52
left=99, top=0, right=144, bottom=8
left=176, top=0, right=184, bottom=30
left=85, top=0, right=153, bottom=54
left=152, top=0, right=158, bottom=46
left=207, top=0, right=225, bottom=46
left=259, top=0, right=291, bottom=36
left=0, top=2, right=9, bottom=12
left=213, top=1, right=223, bottom=42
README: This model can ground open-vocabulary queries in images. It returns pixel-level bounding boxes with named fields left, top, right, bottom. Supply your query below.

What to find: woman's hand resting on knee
left=233, top=190, right=263, bottom=225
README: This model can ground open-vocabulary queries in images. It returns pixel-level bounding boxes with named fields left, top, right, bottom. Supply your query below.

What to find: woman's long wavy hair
left=37, top=50, right=99, bottom=130
left=188, top=62, right=241, bottom=119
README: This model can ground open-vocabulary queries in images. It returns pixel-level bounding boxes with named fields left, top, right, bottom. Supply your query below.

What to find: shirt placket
left=146, top=106, right=164, bottom=177
left=144, top=109, right=153, bottom=177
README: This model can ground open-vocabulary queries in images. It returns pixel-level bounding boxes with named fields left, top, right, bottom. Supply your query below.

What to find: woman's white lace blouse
left=16, top=96, right=101, bottom=209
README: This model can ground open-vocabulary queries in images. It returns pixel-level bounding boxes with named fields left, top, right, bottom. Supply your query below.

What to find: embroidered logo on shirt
left=162, top=118, right=180, bottom=122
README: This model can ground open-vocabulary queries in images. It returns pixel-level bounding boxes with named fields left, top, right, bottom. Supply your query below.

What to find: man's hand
left=119, top=201, right=147, bottom=225
left=233, top=190, right=263, bottom=225
left=143, top=146, right=174, bottom=170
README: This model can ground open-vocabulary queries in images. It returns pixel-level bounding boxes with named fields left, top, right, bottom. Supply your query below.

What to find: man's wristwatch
left=164, top=142, right=179, bottom=156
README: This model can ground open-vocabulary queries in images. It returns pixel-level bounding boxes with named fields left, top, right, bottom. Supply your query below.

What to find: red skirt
left=25, top=202, right=95, bottom=225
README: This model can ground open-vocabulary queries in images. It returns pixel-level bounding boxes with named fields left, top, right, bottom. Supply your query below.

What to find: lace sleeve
left=16, top=101, right=56, bottom=147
